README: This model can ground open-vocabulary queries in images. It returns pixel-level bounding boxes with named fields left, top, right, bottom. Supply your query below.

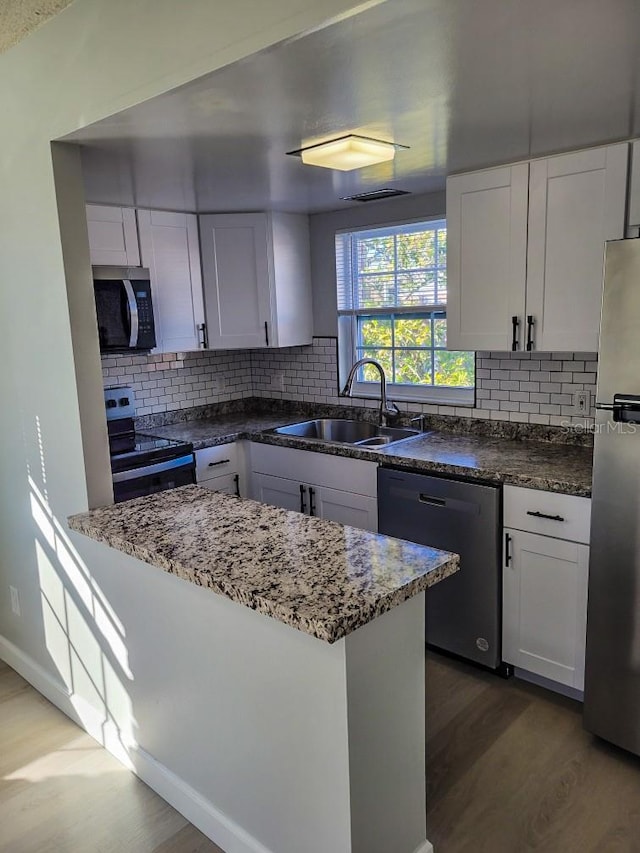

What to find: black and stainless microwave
left=93, top=265, right=156, bottom=353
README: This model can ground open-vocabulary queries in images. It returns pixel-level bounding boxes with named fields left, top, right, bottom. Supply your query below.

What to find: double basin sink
left=272, top=418, right=420, bottom=448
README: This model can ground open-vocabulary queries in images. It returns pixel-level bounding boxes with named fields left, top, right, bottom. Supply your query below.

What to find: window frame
left=336, top=216, right=475, bottom=407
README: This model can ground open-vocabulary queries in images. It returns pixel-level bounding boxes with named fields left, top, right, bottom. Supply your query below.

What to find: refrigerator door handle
left=596, top=394, right=640, bottom=422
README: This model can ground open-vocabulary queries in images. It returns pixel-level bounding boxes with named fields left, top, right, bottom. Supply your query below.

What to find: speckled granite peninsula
left=68, top=485, right=459, bottom=643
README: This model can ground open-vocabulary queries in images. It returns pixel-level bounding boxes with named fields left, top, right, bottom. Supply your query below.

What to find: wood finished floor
left=426, top=652, right=640, bottom=853
left=0, top=660, right=223, bottom=853
left=3, top=654, right=640, bottom=852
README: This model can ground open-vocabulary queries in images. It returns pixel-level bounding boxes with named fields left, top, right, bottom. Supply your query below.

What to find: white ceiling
left=64, top=0, right=640, bottom=214
left=0, top=0, right=75, bottom=54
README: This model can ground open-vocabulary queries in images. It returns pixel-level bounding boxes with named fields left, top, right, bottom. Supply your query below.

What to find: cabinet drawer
left=504, top=485, right=591, bottom=544
left=250, top=442, right=377, bottom=497
left=195, top=443, right=237, bottom=481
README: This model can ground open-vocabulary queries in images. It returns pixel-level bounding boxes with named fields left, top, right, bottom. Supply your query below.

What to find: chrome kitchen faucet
left=340, top=358, right=400, bottom=427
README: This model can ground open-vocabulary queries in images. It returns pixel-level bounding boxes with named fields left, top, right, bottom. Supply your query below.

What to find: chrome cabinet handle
left=299, top=484, right=307, bottom=513
left=198, top=322, right=208, bottom=348
left=208, top=459, right=230, bottom=467
left=309, top=487, right=316, bottom=517
left=264, top=321, right=270, bottom=347
left=234, top=474, right=240, bottom=497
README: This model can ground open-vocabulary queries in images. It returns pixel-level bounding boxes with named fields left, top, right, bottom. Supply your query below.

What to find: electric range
left=105, top=386, right=195, bottom=503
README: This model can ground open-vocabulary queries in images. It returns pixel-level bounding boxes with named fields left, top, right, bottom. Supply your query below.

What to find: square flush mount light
left=287, top=135, right=407, bottom=171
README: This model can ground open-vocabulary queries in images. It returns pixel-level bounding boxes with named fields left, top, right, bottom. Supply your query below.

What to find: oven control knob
left=119, top=397, right=130, bottom=406
left=106, top=399, right=117, bottom=408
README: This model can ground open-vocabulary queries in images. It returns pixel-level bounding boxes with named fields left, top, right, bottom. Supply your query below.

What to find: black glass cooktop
left=109, top=432, right=186, bottom=458
left=109, top=430, right=193, bottom=474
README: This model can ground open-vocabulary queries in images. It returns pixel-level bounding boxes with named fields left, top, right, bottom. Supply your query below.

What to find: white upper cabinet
left=526, top=146, right=628, bottom=352
left=199, top=212, right=313, bottom=350
left=629, top=140, right=640, bottom=235
left=446, top=143, right=628, bottom=352
left=446, top=164, right=528, bottom=352
left=86, top=204, right=140, bottom=267
left=137, top=210, right=205, bottom=353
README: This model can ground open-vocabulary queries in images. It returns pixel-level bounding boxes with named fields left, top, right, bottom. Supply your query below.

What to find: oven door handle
left=123, top=279, right=139, bottom=347
left=112, top=454, right=194, bottom=483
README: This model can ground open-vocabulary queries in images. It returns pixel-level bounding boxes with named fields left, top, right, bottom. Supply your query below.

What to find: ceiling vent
left=340, top=188, right=411, bottom=202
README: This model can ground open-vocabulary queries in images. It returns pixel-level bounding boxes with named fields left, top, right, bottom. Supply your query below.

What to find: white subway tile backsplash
left=102, top=340, right=598, bottom=429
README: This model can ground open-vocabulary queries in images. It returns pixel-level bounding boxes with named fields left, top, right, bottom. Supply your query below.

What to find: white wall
left=0, top=0, right=379, bottom=846
left=309, top=189, right=447, bottom=335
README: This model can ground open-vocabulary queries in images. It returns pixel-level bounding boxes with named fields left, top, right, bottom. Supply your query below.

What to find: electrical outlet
left=573, top=390, right=590, bottom=415
left=273, top=372, right=286, bottom=392
left=9, top=586, right=20, bottom=617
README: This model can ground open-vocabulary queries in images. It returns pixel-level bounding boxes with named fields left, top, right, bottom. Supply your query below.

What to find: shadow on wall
left=24, top=414, right=137, bottom=768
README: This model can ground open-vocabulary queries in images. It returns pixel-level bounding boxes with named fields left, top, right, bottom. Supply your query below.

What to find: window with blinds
left=336, top=219, right=475, bottom=405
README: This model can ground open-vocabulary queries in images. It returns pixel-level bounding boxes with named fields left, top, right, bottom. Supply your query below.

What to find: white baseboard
left=0, top=634, right=272, bottom=853
left=131, top=745, right=273, bottom=853
left=0, top=633, right=74, bottom=714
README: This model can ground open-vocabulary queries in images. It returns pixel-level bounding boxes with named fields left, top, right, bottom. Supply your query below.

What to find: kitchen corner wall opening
left=335, top=218, right=475, bottom=406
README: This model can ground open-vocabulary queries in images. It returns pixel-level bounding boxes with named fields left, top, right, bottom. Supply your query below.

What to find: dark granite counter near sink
left=146, top=411, right=593, bottom=497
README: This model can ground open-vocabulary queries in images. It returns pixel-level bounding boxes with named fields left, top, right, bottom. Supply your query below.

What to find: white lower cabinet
left=311, top=485, right=377, bottom=530
left=503, top=529, right=589, bottom=690
left=195, top=443, right=244, bottom=497
left=502, top=486, right=591, bottom=692
left=249, top=443, right=378, bottom=532
left=253, top=472, right=302, bottom=512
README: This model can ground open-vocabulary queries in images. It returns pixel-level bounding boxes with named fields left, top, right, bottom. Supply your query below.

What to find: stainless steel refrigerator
left=584, top=238, right=640, bottom=755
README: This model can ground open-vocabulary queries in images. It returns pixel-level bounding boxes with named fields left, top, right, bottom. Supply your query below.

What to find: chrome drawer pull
left=526, top=510, right=565, bottom=522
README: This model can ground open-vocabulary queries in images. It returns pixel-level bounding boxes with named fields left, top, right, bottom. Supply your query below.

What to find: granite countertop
left=68, top=485, right=459, bottom=643
left=147, top=415, right=593, bottom=497
left=146, top=414, right=293, bottom=450
left=378, top=432, right=593, bottom=497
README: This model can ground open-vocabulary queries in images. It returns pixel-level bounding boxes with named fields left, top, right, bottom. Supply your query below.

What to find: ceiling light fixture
left=287, top=135, right=408, bottom=171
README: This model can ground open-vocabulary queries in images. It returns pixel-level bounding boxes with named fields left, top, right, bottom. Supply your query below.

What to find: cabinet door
left=526, top=144, right=627, bottom=352
left=86, top=204, right=140, bottom=266
left=198, top=472, right=240, bottom=496
left=503, top=528, right=589, bottom=690
left=138, top=210, right=205, bottom=353
left=252, top=472, right=304, bottom=513
left=199, top=213, right=273, bottom=349
left=446, top=164, right=528, bottom=351
left=311, top=485, right=378, bottom=532
left=629, top=140, right=640, bottom=234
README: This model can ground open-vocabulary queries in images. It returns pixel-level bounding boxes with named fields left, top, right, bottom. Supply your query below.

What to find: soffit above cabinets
left=62, top=0, right=640, bottom=215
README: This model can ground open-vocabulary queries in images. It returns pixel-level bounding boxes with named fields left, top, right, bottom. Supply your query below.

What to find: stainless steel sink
left=272, top=418, right=420, bottom=446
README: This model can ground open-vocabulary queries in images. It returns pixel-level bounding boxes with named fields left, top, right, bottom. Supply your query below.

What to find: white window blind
left=336, top=219, right=475, bottom=405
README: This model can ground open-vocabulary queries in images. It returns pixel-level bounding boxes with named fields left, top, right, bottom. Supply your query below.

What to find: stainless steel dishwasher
left=378, top=468, right=506, bottom=674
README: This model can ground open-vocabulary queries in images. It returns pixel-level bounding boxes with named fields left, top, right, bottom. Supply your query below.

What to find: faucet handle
left=410, top=414, right=427, bottom=431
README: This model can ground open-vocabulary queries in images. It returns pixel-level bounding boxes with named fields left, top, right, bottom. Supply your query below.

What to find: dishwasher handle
left=418, top=494, right=447, bottom=507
